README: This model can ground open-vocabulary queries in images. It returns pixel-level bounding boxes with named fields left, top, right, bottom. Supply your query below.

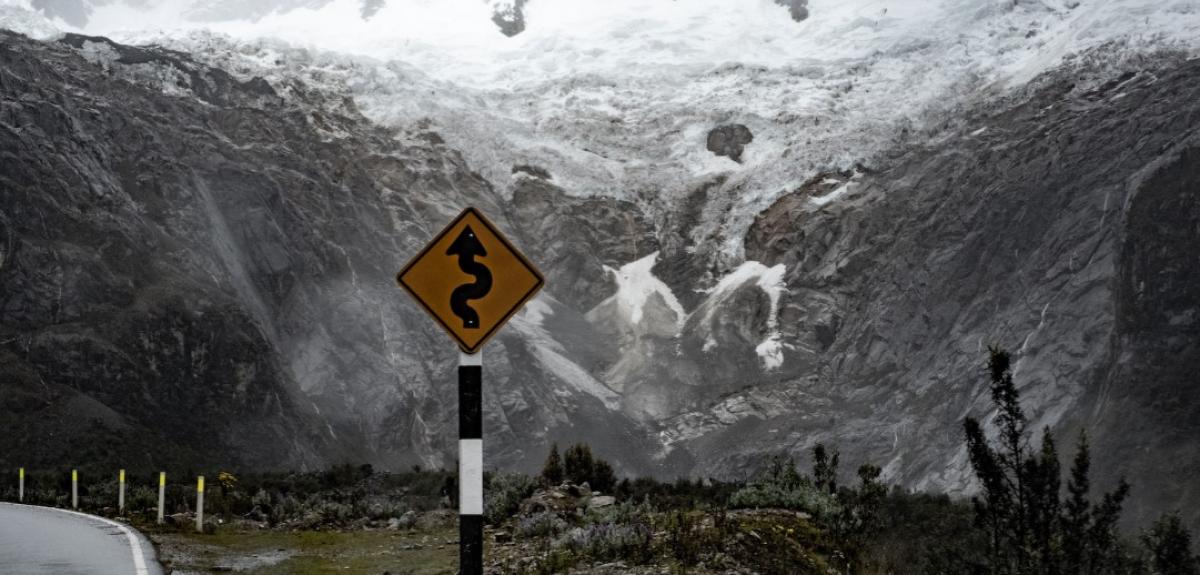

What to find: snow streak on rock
left=697, top=261, right=788, bottom=369
left=589, top=252, right=685, bottom=334
left=513, top=297, right=622, bottom=410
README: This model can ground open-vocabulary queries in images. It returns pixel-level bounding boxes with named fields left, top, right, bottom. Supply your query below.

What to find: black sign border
left=396, top=206, right=546, bottom=355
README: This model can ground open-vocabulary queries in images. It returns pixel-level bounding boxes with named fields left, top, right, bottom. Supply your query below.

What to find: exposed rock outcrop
left=774, top=0, right=809, bottom=22
left=0, top=30, right=649, bottom=474
left=705, top=124, right=754, bottom=163
left=491, top=0, right=528, bottom=37
left=725, top=54, right=1200, bottom=530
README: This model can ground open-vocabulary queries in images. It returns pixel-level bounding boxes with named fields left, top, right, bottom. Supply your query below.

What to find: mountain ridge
left=0, top=21, right=1198, bottom=534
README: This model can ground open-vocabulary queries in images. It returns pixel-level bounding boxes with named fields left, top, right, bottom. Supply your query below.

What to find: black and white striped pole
left=459, top=350, right=484, bottom=574
left=395, top=207, right=544, bottom=575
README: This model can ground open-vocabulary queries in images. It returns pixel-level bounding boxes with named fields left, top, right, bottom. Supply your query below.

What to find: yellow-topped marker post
left=157, top=472, right=166, bottom=525
left=195, top=476, right=205, bottom=533
left=18, top=468, right=24, bottom=502
left=71, top=469, right=78, bottom=509
left=118, top=469, right=126, bottom=513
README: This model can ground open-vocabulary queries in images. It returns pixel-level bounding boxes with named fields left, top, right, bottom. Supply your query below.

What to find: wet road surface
left=0, top=503, right=162, bottom=575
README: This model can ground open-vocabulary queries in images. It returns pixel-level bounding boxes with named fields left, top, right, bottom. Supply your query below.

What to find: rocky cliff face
left=727, top=52, right=1200, bottom=530
left=1, top=26, right=1197, bottom=531
left=0, top=31, right=649, bottom=474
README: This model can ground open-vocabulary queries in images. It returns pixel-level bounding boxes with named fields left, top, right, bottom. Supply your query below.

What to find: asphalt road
left=0, top=503, right=163, bottom=575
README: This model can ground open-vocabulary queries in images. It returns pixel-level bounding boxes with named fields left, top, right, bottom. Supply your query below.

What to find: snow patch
left=699, top=261, right=788, bottom=370
left=521, top=297, right=554, bottom=326
left=809, top=181, right=855, bottom=207
left=0, top=0, right=62, bottom=39
left=593, top=251, right=685, bottom=332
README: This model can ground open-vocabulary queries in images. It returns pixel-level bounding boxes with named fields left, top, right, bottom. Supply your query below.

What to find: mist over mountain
left=2, top=0, right=1199, bottom=534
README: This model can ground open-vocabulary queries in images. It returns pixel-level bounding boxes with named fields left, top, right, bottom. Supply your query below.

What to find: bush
left=541, top=443, right=563, bottom=486
left=729, top=481, right=842, bottom=518
left=554, top=522, right=653, bottom=564
left=518, top=511, right=569, bottom=539
left=484, top=472, right=536, bottom=524
left=659, top=509, right=716, bottom=565
left=563, top=444, right=595, bottom=486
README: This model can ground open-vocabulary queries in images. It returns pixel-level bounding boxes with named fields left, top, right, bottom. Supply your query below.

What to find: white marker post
left=18, top=468, right=23, bottom=503
left=72, top=469, right=78, bottom=509
left=118, top=469, right=126, bottom=513
left=195, top=476, right=205, bottom=533
left=459, top=350, right=483, bottom=574
left=157, top=472, right=166, bottom=525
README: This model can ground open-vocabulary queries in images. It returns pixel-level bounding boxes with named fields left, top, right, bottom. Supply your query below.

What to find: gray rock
left=706, top=124, right=754, bottom=163
left=774, top=0, right=809, bottom=22
left=587, top=495, right=616, bottom=509
left=491, top=0, right=528, bottom=37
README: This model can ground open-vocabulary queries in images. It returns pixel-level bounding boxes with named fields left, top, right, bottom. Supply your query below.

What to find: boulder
left=706, top=124, right=754, bottom=162
left=587, top=495, right=617, bottom=510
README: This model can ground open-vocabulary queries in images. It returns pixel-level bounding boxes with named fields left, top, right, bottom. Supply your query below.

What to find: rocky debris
left=517, top=482, right=609, bottom=516
left=705, top=124, right=754, bottom=162
left=415, top=509, right=458, bottom=530
left=587, top=495, right=616, bottom=510
left=774, top=0, right=810, bottom=22
left=386, top=510, right=418, bottom=530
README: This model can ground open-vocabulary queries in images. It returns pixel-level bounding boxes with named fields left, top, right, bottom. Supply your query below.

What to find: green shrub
left=553, top=521, right=653, bottom=564
left=484, top=472, right=536, bottom=524
left=729, top=480, right=842, bottom=519
left=517, top=511, right=569, bottom=539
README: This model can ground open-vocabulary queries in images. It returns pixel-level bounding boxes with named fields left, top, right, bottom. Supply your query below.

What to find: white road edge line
left=0, top=502, right=151, bottom=575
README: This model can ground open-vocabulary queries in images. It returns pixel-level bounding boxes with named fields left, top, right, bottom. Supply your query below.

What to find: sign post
left=72, top=469, right=78, bottom=509
left=396, top=207, right=544, bottom=575
left=18, top=468, right=23, bottom=503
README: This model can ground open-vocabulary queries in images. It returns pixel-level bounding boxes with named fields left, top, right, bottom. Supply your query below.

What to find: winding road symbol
left=447, top=225, right=493, bottom=329
left=396, top=207, right=543, bottom=354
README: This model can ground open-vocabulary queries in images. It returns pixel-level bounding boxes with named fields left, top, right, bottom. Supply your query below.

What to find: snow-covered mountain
left=2, top=0, right=1200, bottom=530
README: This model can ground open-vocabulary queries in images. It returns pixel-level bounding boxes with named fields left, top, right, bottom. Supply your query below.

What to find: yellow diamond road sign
left=396, top=207, right=544, bottom=354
